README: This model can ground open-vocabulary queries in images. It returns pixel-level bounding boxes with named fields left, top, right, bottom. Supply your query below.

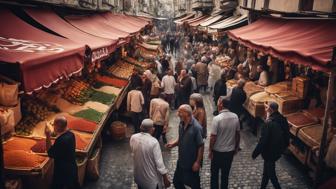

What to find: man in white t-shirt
left=209, top=97, right=240, bottom=189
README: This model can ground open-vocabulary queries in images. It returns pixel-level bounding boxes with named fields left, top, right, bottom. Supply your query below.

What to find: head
left=132, top=68, right=139, bottom=75
left=53, top=116, right=67, bottom=134
left=265, top=101, right=279, bottom=117
left=180, top=69, right=187, bottom=77
left=237, top=64, right=244, bottom=73
left=217, top=96, right=230, bottom=112
left=177, top=104, right=193, bottom=122
left=189, top=93, right=204, bottom=109
left=247, top=56, right=254, bottom=65
left=144, top=70, right=152, bottom=79
left=140, top=119, right=154, bottom=134
left=237, top=79, right=246, bottom=88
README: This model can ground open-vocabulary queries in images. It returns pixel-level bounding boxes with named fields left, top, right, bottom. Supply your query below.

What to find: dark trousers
left=131, top=111, right=142, bottom=133
left=173, top=163, right=201, bottom=189
left=210, top=150, right=234, bottom=189
left=51, top=180, right=80, bottom=189
left=165, top=93, right=175, bottom=109
left=260, top=160, right=281, bottom=189
left=154, top=124, right=167, bottom=143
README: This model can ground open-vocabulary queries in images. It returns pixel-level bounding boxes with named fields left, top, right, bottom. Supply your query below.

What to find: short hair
left=54, top=116, right=67, bottom=129
left=220, top=97, right=230, bottom=109
left=268, top=101, right=279, bottom=111
left=140, top=119, right=154, bottom=132
left=179, top=104, right=193, bottom=116
left=190, top=93, right=204, bottom=108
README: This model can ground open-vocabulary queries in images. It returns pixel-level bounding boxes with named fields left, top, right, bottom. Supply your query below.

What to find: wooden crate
left=286, top=112, right=319, bottom=136
left=276, top=95, right=303, bottom=115
left=292, top=76, right=309, bottom=99
left=247, top=92, right=276, bottom=118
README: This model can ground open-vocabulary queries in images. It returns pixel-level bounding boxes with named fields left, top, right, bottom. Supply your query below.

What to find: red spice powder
left=95, top=75, right=128, bottom=88
left=4, top=150, right=46, bottom=168
left=64, top=115, right=98, bottom=133
left=3, top=137, right=37, bottom=152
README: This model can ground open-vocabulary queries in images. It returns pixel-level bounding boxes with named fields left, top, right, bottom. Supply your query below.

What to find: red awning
left=64, top=14, right=130, bottom=42
left=0, top=9, right=85, bottom=93
left=24, top=8, right=118, bottom=63
left=106, top=14, right=148, bottom=30
left=185, top=15, right=207, bottom=24
left=227, top=17, right=336, bottom=72
left=97, top=13, right=140, bottom=34
left=174, top=14, right=195, bottom=24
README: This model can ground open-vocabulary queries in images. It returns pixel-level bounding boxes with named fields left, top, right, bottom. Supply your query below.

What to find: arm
left=209, top=118, right=218, bottom=159
left=252, top=124, right=269, bottom=159
left=193, top=126, right=204, bottom=172
left=127, top=92, right=131, bottom=112
left=235, top=131, right=240, bottom=155
left=140, top=93, right=144, bottom=106
left=149, top=100, right=154, bottom=119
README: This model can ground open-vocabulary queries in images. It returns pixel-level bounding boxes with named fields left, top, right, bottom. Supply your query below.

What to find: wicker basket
left=110, top=121, right=127, bottom=140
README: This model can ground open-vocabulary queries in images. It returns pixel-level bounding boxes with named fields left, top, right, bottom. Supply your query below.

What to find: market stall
left=226, top=16, right=336, bottom=178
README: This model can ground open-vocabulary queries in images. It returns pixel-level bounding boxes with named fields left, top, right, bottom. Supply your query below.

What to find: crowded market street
left=84, top=94, right=312, bottom=189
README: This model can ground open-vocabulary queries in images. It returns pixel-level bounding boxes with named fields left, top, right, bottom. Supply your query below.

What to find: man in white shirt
left=209, top=97, right=240, bottom=189
left=150, top=93, right=170, bottom=144
left=127, top=87, right=144, bottom=133
left=130, top=119, right=171, bottom=189
left=161, top=69, right=176, bottom=109
left=257, top=65, right=270, bottom=86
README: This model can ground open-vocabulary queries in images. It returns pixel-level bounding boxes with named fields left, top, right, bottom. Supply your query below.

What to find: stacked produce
left=94, top=85, right=122, bottom=96
left=73, top=108, right=104, bottom=123
left=63, top=80, right=93, bottom=105
left=215, top=56, right=231, bottom=68
left=123, top=57, right=150, bottom=69
left=16, top=98, right=59, bottom=136
left=108, top=61, right=134, bottom=80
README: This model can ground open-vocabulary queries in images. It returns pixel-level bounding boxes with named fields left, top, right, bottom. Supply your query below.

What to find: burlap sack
left=0, top=82, right=18, bottom=106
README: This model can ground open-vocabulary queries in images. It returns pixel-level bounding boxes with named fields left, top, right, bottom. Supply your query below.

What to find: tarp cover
left=174, top=14, right=195, bottom=24
left=209, top=14, right=247, bottom=29
left=227, top=17, right=336, bottom=72
left=0, top=9, right=84, bottom=93
left=190, top=16, right=210, bottom=27
left=25, top=8, right=118, bottom=63
left=200, top=15, right=225, bottom=27
left=100, top=12, right=142, bottom=34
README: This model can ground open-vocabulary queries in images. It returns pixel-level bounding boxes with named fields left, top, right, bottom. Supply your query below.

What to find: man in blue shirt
left=166, top=104, right=204, bottom=189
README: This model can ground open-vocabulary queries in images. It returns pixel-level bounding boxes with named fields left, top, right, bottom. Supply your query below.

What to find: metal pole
left=315, top=48, right=336, bottom=188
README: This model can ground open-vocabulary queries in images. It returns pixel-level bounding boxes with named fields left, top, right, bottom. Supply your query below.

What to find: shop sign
left=0, top=36, right=64, bottom=53
left=92, top=47, right=109, bottom=62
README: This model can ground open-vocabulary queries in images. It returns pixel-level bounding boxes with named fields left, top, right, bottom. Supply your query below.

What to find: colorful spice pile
left=90, top=90, right=116, bottom=105
left=94, top=86, right=122, bottom=96
left=3, top=137, right=37, bottom=151
left=4, top=150, right=46, bottom=168
left=84, top=101, right=109, bottom=113
left=65, top=115, right=98, bottom=133
left=74, top=132, right=91, bottom=151
left=31, top=139, right=54, bottom=153
left=73, top=108, right=104, bottom=123
left=95, top=75, right=128, bottom=88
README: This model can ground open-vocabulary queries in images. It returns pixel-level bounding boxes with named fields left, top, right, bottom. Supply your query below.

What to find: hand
left=252, top=152, right=257, bottom=160
left=208, top=151, right=213, bottom=160
left=192, top=161, right=200, bottom=172
left=163, top=176, right=171, bottom=188
left=165, top=143, right=174, bottom=149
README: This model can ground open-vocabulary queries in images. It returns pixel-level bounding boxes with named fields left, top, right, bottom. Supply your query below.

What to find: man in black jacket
left=213, top=73, right=227, bottom=115
left=252, top=102, right=290, bottom=189
left=229, top=79, right=247, bottom=119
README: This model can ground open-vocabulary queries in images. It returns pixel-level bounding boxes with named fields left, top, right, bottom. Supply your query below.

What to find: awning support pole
left=315, top=48, right=336, bottom=188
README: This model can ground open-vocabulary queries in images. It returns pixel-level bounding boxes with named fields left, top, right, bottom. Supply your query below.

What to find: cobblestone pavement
left=84, top=94, right=312, bottom=189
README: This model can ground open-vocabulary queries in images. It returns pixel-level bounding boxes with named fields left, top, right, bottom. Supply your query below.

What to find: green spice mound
left=73, top=108, right=104, bottom=123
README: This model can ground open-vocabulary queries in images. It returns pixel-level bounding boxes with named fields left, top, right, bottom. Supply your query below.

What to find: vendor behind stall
left=45, top=116, right=80, bottom=189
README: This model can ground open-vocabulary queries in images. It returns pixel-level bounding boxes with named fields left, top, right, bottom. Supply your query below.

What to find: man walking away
left=150, top=93, right=170, bottom=144
left=127, top=86, right=144, bottom=133
left=209, top=98, right=240, bottom=189
left=161, top=69, right=176, bottom=109
left=229, top=79, right=247, bottom=126
left=130, top=119, right=171, bottom=189
left=213, top=73, right=227, bottom=115
left=252, top=102, right=289, bottom=189
left=166, top=104, right=204, bottom=189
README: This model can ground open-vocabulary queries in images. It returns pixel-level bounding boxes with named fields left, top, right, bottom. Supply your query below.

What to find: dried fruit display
left=123, top=57, right=150, bottom=69
left=108, top=61, right=134, bottom=80
left=62, top=80, right=94, bottom=105
left=215, top=56, right=231, bottom=68
left=95, top=75, right=128, bottom=88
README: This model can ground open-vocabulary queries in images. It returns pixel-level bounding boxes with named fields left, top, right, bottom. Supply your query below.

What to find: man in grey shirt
left=209, top=97, right=240, bottom=189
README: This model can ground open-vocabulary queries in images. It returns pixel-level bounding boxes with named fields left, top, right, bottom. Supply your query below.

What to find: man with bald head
left=45, top=116, right=79, bottom=189
left=166, top=104, right=204, bottom=189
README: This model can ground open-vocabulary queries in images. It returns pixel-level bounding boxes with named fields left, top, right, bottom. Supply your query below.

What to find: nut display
left=215, top=56, right=231, bottom=68
left=108, top=60, right=135, bottom=80
left=62, top=80, right=93, bottom=105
